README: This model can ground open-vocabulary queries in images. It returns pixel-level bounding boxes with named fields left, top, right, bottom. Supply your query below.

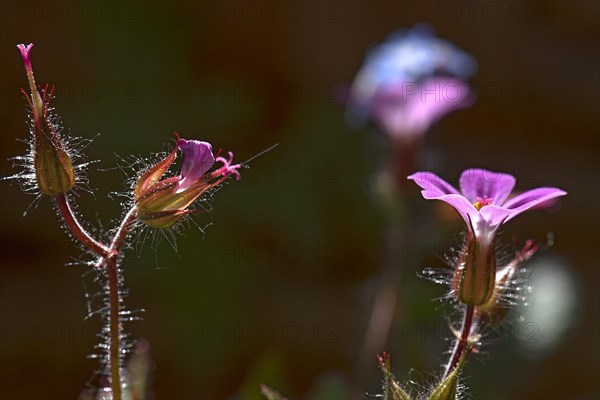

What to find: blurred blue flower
left=347, top=25, right=477, bottom=139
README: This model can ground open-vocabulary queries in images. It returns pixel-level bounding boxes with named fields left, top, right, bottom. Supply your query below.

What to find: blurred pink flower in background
left=346, top=25, right=476, bottom=139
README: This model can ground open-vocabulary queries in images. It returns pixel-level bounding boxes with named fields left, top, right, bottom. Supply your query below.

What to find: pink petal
left=408, top=172, right=477, bottom=224
left=502, top=188, right=567, bottom=222
left=459, top=168, right=516, bottom=205
left=177, top=139, right=215, bottom=192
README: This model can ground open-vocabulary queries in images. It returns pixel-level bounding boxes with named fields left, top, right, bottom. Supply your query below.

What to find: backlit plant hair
left=340, top=26, right=567, bottom=400
left=5, top=43, right=244, bottom=399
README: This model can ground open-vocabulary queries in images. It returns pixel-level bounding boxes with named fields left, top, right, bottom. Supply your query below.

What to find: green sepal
left=378, top=352, right=411, bottom=400
left=428, top=354, right=467, bottom=400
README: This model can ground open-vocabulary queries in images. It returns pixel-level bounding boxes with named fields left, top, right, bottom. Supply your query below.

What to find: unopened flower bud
left=453, top=233, right=496, bottom=305
left=17, top=43, right=75, bottom=196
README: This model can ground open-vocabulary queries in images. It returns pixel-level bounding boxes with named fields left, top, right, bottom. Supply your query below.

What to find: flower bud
left=453, top=233, right=496, bottom=305
left=17, top=43, right=75, bottom=196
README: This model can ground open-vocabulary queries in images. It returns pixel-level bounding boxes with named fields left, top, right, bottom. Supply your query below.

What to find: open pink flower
left=408, top=168, right=566, bottom=244
left=409, top=168, right=566, bottom=305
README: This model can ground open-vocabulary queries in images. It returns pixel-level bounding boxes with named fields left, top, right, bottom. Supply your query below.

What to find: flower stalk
left=56, top=192, right=137, bottom=399
left=9, top=42, right=243, bottom=400
left=406, top=168, right=566, bottom=396
left=444, top=304, right=475, bottom=379
left=103, top=207, right=138, bottom=400
left=107, top=258, right=122, bottom=400
left=346, top=27, right=478, bottom=394
left=55, top=193, right=112, bottom=257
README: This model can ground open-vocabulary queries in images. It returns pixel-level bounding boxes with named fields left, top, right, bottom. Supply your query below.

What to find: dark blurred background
left=0, top=1, right=598, bottom=399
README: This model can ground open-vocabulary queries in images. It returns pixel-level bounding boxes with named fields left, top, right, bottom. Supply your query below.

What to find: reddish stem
left=444, top=304, right=475, bottom=379
left=56, top=193, right=111, bottom=257
left=55, top=193, right=137, bottom=400
left=99, top=206, right=137, bottom=400
left=107, top=258, right=122, bottom=400
left=109, top=208, right=137, bottom=253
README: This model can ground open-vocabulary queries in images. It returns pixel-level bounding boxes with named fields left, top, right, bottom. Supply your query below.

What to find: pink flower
left=408, top=168, right=566, bottom=245
left=370, top=77, right=473, bottom=139
left=409, top=168, right=566, bottom=305
left=346, top=25, right=476, bottom=139
left=134, top=136, right=241, bottom=228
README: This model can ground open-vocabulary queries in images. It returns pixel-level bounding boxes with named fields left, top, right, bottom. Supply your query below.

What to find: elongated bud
left=17, top=43, right=75, bottom=196
left=453, top=233, right=496, bottom=305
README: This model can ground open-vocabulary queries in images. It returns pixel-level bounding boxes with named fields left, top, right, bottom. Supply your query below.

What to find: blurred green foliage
left=0, top=1, right=598, bottom=399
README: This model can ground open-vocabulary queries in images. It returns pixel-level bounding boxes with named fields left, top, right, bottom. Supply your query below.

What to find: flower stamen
left=473, top=196, right=493, bottom=211
left=216, top=151, right=241, bottom=181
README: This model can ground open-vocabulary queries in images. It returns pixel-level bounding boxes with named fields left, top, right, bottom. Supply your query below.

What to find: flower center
left=473, top=196, right=493, bottom=211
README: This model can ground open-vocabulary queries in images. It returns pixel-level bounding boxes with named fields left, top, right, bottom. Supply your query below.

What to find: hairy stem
left=55, top=192, right=138, bottom=399
left=55, top=193, right=111, bottom=257
left=444, top=304, right=475, bottom=379
left=107, top=258, right=122, bottom=400
left=104, top=207, right=137, bottom=400
left=109, top=207, right=138, bottom=253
